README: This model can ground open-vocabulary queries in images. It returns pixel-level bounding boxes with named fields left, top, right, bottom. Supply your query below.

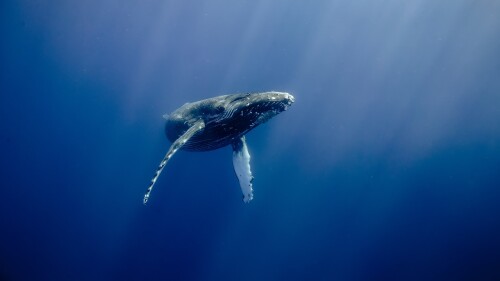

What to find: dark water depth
left=1, top=1, right=500, bottom=280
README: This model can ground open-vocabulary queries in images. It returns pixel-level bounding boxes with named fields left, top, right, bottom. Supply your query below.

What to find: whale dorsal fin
left=143, top=119, right=205, bottom=204
left=232, top=136, right=254, bottom=203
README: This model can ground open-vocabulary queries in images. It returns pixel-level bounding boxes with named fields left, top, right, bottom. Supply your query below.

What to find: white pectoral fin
left=143, top=119, right=205, bottom=204
left=232, top=136, right=254, bottom=203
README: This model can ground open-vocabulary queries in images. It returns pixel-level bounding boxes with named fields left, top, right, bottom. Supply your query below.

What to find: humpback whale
left=144, top=91, right=295, bottom=204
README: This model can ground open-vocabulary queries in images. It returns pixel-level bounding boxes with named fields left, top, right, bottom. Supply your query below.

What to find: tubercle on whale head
left=237, top=91, right=294, bottom=113
left=229, top=91, right=294, bottom=126
left=255, top=91, right=294, bottom=104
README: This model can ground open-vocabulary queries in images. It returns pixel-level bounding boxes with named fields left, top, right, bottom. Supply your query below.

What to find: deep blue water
left=1, top=1, right=500, bottom=280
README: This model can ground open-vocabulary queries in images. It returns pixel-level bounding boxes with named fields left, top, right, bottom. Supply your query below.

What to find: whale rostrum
left=144, top=91, right=295, bottom=204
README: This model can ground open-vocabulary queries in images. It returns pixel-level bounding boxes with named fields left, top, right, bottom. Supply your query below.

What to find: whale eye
left=199, top=104, right=224, bottom=118
left=231, top=94, right=250, bottom=103
left=214, top=105, right=225, bottom=113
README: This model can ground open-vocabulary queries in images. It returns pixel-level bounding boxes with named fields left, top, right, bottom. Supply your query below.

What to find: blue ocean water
left=1, top=1, right=500, bottom=280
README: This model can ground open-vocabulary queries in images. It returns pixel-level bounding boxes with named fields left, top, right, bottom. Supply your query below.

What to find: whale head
left=225, top=91, right=295, bottom=126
